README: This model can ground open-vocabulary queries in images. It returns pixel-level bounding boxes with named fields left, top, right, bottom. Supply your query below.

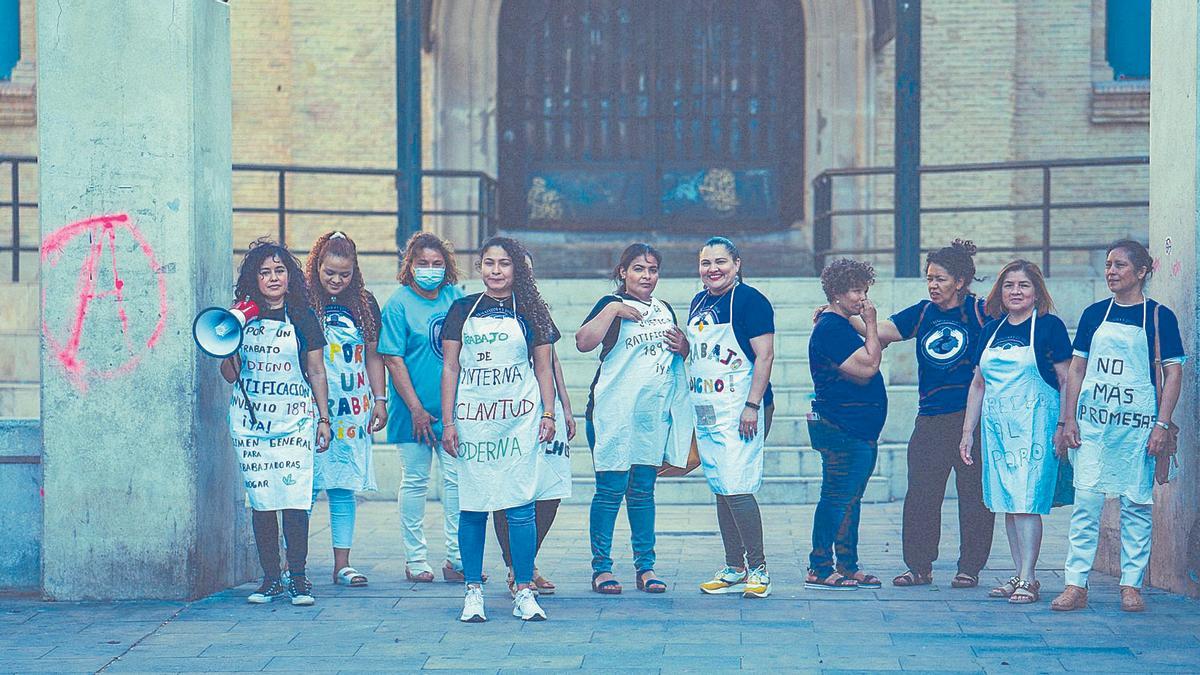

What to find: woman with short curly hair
left=805, top=258, right=886, bottom=591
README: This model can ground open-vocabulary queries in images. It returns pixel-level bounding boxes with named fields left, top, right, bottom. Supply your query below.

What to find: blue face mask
left=414, top=267, right=446, bottom=291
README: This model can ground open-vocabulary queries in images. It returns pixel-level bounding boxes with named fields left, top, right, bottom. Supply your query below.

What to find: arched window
left=498, top=0, right=804, bottom=231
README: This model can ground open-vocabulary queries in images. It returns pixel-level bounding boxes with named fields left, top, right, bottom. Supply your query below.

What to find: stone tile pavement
left=2, top=499, right=1198, bottom=673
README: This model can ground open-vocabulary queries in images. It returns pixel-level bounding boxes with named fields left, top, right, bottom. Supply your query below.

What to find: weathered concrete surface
left=0, top=419, right=40, bottom=591
left=37, top=0, right=254, bottom=600
left=1119, top=0, right=1200, bottom=597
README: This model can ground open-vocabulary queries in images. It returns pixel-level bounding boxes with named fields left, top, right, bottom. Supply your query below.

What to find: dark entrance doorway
left=498, top=0, right=805, bottom=232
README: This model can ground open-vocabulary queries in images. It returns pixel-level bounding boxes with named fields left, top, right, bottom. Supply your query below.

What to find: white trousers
left=398, top=442, right=460, bottom=571
left=1064, top=488, right=1153, bottom=589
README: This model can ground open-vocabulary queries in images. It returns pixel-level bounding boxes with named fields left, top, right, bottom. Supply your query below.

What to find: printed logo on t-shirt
left=990, top=336, right=1026, bottom=351
left=920, top=320, right=969, bottom=367
left=428, top=312, right=447, bottom=360
left=323, top=303, right=356, bottom=329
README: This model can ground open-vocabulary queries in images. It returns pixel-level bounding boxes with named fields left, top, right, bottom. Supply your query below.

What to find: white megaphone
left=192, top=300, right=260, bottom=358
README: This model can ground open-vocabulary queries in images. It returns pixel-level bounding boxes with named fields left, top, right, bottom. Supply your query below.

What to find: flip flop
left=805, top=570, right=859, bottom=591
left=840, top=570, right=882, bottom=589
left=592, top=572, right=622, bottom=595
left=637, top=570, right=667, bottom=594
left=335, top=566, right=368, bottom=587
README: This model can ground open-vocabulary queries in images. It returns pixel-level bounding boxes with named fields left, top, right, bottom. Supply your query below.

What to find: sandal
left=804, top=570, right=859, bottom=591
left=592, top=571, right=623, bottom=595
left=335, top=566, right=368, bottom=587
left=892, top=570, right=932, bottom=587
left=506, top=570, right=517, bottom=598
left=951, top=572, right=979, bottom=589
left=637, top=570, right=668, bottom=594
left=1008, top=579, right=1041, bottom=604
left=988, top=576, right=1021, bottom=598
left=839, top=570, right=882, bottom=589
left=405, top=564, right=435, bottom=583
left=442, top=561, right=487, bottom=584
left=532, top=568, right=556, bottom=596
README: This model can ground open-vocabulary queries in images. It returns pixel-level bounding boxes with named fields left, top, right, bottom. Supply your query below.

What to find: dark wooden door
left=498, top=0, right=804, bottom=231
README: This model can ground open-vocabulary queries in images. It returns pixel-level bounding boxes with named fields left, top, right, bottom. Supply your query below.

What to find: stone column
left=38, top=0, right=254, bottom=600
left=1105, top=0, right=1200, bottom=595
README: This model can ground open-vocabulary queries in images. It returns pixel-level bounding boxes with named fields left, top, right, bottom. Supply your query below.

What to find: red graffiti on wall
left=41, top=214, right=169, bottom=392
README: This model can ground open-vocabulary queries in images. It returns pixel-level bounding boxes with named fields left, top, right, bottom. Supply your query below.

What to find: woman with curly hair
left=441, top=236, right=559, bottom=622
left=220, top=239, right=332, bottom=607
left=806, top=258, right=885, bottom=591
left=378, top=231, right=471, bottom=583
left=304, top=231, right=388, bottom=588
left=689, top=237, right=776, bottom=599
left=960, top=260, right=1072, bottom=605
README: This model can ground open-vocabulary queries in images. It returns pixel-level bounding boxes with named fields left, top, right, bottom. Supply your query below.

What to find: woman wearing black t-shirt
left=220, top=240, right=332, bottom=607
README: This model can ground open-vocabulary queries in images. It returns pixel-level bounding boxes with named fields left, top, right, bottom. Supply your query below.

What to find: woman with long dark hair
left=688, top=236, right=776, bottom=599
left=960, top=260, right=1072, bottom=605
left=379, top=232, right=470, bottom=583
left=441, top=236, right=558, bottom=622
left=577, top=243, right=691, bottom=594
left=304, top=231, right=387, bottom=588
left=1052, top=240, right=1185, bottom=613
left=221, top=239, right=331, bottom=607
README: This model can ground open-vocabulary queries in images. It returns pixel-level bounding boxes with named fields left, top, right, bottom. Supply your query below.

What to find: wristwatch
left=1154, top=420, right=1172, bottom=431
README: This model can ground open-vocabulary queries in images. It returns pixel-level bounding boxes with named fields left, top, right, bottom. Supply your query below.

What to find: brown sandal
left=892, top=570, right=932, bottom=587
left=988, top=576, right=1020, bottom=598
left=951, top=572, right=979, bottom=589
left=532, top=568, right=556, bottom=595
left=1008, top=579, right=1040, bottom=604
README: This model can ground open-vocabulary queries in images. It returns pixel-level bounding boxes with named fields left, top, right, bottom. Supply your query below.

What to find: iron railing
left=0, top=156, right=499, bottom=282
left=812, top=156, right=1150, bottom=275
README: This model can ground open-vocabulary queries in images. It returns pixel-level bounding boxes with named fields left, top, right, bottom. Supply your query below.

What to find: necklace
left=691, top=285, right=735, bottom=325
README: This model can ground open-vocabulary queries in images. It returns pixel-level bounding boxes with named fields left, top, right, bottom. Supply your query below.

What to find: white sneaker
left=512, top=587, right=547, bottom=621
left=460, top=585, right=486, bottom=623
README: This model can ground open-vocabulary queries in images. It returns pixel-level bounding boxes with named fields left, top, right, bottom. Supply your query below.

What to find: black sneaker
left=247, top=578, right=286, bottom=604
left=287, top=575, right=315, bottom=606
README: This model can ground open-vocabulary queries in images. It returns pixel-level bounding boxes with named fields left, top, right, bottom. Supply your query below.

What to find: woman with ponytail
left=441, top=236, right=559, bottom=622
left=304, top=231, right=388, bottom=588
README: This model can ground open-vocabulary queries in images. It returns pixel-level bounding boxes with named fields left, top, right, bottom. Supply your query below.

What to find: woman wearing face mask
left=960, top=260, right=1072, bottom=605
left=577, top=243, right=692, bottom=595
left=304, top=231, right=388, bottom=588
left=379, top=232, right=468, bottom=583
left=1051, top=240, right=1185, bottom=613
left=441, top=236, right=558, bottom=623
left=688, top=236, right=776, bottom=599
left=221, top=239, right=331, bottom=607
left=806, top=258, right=886, bottom=591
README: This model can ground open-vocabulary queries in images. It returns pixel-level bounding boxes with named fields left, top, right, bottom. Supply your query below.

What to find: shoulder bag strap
left=912, top=303, right=930, bottom=340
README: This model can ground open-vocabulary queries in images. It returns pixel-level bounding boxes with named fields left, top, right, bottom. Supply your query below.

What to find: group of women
left=221, top=230, right=1184, bottom=621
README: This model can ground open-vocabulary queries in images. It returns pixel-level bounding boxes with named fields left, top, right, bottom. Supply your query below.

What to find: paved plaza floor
left=2, top=499, right=1198, bottom=673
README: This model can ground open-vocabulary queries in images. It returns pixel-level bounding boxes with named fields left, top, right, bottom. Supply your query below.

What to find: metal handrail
left=812, top=155, right=1150, bottom=275
left=0, top=156, right=499, bottom=281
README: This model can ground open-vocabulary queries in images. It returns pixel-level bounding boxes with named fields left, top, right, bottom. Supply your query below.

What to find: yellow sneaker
left=743, top=565, right=771, bottom=598
left=699, top=566, right=747, bottom=594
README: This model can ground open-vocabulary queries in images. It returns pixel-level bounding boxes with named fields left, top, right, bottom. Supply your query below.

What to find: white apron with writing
left=686, top=285, right=764, bottom=495
left=979, top=312, right=1060, bottom=514
left=453, top=295, right=543, bottom=512
left=534, top=391, right=572, bottom=500
left=593, top=296, right=693, bottom=471
left=314, top=305, right=377, bottom=492
left=229, top=309, right=316, bottom=511
left=1072, top=299, right=1157, bottom=504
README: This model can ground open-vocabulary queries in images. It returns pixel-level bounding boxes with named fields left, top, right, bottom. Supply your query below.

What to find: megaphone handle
left=238, top=377, right=259, bottom=427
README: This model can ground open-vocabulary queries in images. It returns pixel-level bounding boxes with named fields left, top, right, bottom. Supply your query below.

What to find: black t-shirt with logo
left=890, top=295, right=987, bottom=416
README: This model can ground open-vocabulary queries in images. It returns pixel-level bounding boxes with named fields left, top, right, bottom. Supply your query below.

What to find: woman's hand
left=369, top=401, right=389, bottom=433
left=1148, top=424, right=1171, bottom=457
left=410, top=406, right=439, bottom=448
left=664, top=326, right=689, bottom=356
left=1052, top=426, right=1069, bottom=459
left=1060, top=418, right=1081, bottom=449
left=812, top=304, right=828, bottom=324
left=614, top=303, right=644, bottom=322
left=316, top=420, right=331, bottom=453
left=442, top=423, right=459, bottom=458
left=861, top=298, right=878, bottom=325
left=958, top=433, right=974, bottom=465
left=738, top=405, right=759, bottom=441
left=539, top=417, right=556, bottom=443
left=565, top=414, right=577, bottom=441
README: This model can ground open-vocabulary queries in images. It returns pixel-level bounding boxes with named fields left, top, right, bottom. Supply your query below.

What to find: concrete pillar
left=37, top=1, right=254, bottom=600
left=1107, top=0, right=1200, bottom=595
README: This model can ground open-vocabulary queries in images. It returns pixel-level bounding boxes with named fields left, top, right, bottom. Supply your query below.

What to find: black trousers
left=901, top=410, right=993, bottom=577
left=252, top=508, right=309, bottom=579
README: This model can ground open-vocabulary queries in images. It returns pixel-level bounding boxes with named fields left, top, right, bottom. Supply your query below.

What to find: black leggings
left=716, top=493, right=766, bottom=570
left=252, top=509, right=309, bottom=579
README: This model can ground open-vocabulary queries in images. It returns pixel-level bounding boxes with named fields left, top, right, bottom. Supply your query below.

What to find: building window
left=0, top=0, right=17, bottom=81
left=1106, top=0, right=1149, bottom=80
left=497, top=0, right=805, bottom=231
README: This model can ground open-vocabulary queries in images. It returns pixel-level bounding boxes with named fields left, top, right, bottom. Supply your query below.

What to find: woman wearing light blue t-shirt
left=379, top=232, right=467, bottom=583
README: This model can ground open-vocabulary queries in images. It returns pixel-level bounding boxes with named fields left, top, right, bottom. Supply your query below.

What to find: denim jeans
left=590, top=465, right=658, bottom=575
left=459, top=501, right=536, bottom=585
left=808, top=417, right=879, bottom=577
left=397, top=442, right=460, bottom=572
left=311, top=488, right=357, bottom=549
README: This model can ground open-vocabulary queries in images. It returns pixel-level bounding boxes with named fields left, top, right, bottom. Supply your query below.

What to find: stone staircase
left=0, top=275, right=1109, bottom=504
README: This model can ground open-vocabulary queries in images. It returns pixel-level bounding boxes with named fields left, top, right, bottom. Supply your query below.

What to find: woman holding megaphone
left=220, top=239, right=332, bottom=607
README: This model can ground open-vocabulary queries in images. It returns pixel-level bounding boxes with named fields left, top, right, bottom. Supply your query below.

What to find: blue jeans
left=311, top=488, right=357, bottom=549
left=808, top=418, right=879, bottom=577
left=459, top=502, right=536, bottom=585
left=590, top=465, right=658, bottom=575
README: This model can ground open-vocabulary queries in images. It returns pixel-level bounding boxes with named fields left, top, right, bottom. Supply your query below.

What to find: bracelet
left=541, top=412, right=556, bottom=421
left=318, top=417, right=330, bottom=425
left=1155, top=420, right=1172, bottom=430
left=744, top=401, right=761, bottom=411
left=374, top=394, right=388, bottom=402
left=1055, top=421, right=1066, bottom=427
